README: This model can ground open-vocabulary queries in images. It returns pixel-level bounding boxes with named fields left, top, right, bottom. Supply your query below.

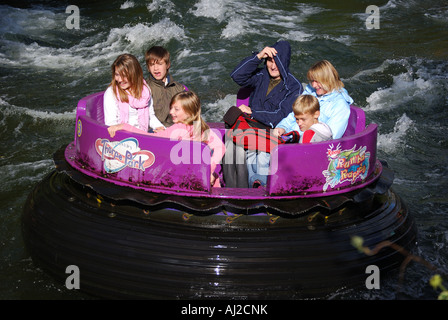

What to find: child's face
left=295, top=111, right=320, bottom=132
left=114, top=69, right=131, bottom=91
left=170, top=101, right=189, bottom=124
left=148, top=59, right=170, bottom=82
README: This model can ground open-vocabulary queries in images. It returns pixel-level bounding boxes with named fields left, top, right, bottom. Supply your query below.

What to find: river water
left=0, top=0, right=447, bottom=300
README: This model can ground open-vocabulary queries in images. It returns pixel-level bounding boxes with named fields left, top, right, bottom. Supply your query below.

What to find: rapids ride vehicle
left=22, top=88, right=417, bottom=299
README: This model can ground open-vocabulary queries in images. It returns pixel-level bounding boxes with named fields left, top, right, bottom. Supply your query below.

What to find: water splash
left=120, top=1, right=134, bottom=9
left=377, top=113, right=415, bottom=153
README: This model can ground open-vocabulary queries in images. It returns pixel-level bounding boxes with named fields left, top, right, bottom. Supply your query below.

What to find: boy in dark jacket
left=224, top=41, right=303, bottom=187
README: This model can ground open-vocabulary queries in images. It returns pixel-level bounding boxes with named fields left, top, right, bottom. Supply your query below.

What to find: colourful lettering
left=323, top=144, right=370, bottom=191
left=95, top=138, right=155, bottom=173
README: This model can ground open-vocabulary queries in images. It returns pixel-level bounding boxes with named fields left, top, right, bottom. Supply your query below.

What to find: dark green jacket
left=148, top=74, right=185, bottom=127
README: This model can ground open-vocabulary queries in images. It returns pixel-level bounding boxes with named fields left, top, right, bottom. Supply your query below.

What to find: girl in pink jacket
left=107, top=91, right=225, bottom=187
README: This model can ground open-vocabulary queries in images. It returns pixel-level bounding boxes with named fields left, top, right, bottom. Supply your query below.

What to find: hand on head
left=257, top=47, right=278, bottom=60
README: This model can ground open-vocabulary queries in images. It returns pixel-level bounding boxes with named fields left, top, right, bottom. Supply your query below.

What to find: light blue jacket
left=276, top=84, right=353, bottom=139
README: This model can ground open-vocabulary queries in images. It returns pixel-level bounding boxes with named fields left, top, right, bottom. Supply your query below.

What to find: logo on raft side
left=95, top=137, right=155, bottom=173
left=322, top=143, right=370, bottom=191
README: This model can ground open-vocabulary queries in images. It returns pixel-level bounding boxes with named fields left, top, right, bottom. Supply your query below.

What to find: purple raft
left=70, top=89, right=376, bottom=197
left=21, top=89, right=417, bottom=299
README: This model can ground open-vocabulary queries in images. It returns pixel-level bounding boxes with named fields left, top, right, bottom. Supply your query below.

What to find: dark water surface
left=1, top=0, right=447, bottom=299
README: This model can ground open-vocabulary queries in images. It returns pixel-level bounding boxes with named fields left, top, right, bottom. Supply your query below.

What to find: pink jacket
left=116, top=80, right=151, bottom=131
left=119, top=123, right=225, bottom=174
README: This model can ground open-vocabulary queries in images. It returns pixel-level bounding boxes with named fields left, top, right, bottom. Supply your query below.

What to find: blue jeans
left=247, top=150, right=271, bottom=187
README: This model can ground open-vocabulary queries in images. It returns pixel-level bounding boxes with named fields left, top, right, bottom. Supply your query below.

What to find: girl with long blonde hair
left=168, top=91, right=210, bottom=142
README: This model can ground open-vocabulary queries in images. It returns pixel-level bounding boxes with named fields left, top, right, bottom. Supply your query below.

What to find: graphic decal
left=322, top=143, right=370, bottom=191
left=95, top=138, right=155, bottom=173
left=77, top=119, right=82, bottom=137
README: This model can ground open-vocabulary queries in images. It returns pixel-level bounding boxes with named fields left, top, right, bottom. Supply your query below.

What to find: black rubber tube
left=22, top=167, right=417, bottom=299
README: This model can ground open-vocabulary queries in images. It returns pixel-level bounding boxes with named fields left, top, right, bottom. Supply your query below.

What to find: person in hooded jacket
left=223, top=41, right=303, bottom=188
left=230, top=41, right=303, bottom=127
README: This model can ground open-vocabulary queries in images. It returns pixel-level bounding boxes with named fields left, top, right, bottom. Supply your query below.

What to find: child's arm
left=230, top=54, right=263, bottom=88
left=103, top=87, right=120, bottom=126
left=207, top=129, right=226, bottom=187
left=107, top=123, right=147, bottom=138
left=322, top=99, right=350, bottom=139
left=207, top=129, right=226, bottom=174
left=107, top=123, right=184, bottom=138
left=301, top=130, right=315, bottom=143
left=148, top=98, right=166, bottom=131
left=275, top=112, right=301, bottom=134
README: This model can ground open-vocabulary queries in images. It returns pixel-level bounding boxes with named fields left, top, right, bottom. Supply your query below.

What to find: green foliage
left=429, top=274, right=448, bottom=300
left=351, top=235, right=448, bottom=300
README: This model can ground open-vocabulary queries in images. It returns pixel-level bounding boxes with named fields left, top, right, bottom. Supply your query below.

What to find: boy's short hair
left=292, top=95, right=320, bottom=115
left=145, top=46, right=170, bottom=68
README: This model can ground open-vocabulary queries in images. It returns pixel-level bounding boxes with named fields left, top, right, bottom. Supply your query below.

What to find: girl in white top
left=103, top=53, right=164, bottom=132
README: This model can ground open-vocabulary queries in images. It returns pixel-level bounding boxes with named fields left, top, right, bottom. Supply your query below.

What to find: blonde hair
left=170, top=91, right=210, bottom=142
left=145, top=46, right=171, bottom=69
left=293, top=95, right=320, bottom=115
left=110, top=54, right=144, bottom=103
left=307, top=60, right=344, bottom=93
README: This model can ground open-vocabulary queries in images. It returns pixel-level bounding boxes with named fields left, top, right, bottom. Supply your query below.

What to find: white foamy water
left=0, top=159, right=54, bottom=192
left=221, top=16, right=251, bottom=39
left=120, top=1, right=134, bottom=9
left=190, top=0, right=232, bottom=23
left=0, top=98, right=75, bottom=122
left=366, top=72, right=433, bottom=111
left=3, top=19, right=185, bottom=70
left=146, top=0, right=178, bottom=16
left=0, top=96, right=75, bottom=137
left=424, top=7, right=448, bottom=23
left=0, top=5, right=62, bottom=40
left=377, top=113, right=415, bottom=153
left=0, top=4, right=186, bottom=71
left=109, top=20, right=186, bottom=50
left=203, top=94, right=236, bottom=122
left=188, top=0, right=325, bottom=40
left=355, top=58, right=448, bottom=112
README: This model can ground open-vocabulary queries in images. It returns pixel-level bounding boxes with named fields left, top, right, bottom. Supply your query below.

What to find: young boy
left=274, top=94, right=333, bottom=143
left=145, top=46, right=186, bottom=130
left=250, top=94, right=332, bottom=188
